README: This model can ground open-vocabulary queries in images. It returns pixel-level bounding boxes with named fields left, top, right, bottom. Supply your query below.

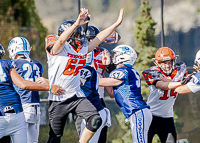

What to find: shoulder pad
left=45, top=34, right=58, bottom=50
left=176, top=62, right=188, bottom=75
left=142, top=66, right=161, bottom=84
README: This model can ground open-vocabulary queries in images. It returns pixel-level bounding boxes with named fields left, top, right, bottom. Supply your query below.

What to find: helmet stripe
left=20, top=37, right=27, bottom=51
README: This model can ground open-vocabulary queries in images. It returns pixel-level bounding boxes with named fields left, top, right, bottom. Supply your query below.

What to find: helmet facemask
left=154, top=47, right=176, bottom=76
left=155, top=59, right=176, bottom=76
left=69, top=31, right=85, bottom=49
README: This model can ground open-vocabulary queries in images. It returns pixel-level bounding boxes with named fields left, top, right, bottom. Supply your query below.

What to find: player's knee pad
left=86, top=114, right=102, bottom=132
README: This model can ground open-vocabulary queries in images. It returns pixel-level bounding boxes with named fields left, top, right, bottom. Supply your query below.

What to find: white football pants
left=22, top=103, right=41, bottom=143
left=0, top=112, right=27, bottom=143
left=129, top=108, right=152, bottom=143
left=80, top=107, right=111, bottom=143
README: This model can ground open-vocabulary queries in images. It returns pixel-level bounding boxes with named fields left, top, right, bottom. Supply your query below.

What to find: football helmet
left=0, top=44, right=5, bottom=59
left=7, top=37, right=31, bottom=60
left=58, top=20, right=85, bottom=49
left=112, top=45, right=137, bottom=67
left=154, top=47, right=176, bottom=75
left=86, top=25, right=100, bottom=40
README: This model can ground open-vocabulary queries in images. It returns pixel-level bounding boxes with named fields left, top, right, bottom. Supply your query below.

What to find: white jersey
left=142, top=62, right=188, bottom=118
left=187, top=72, right=200, bottom=93
left=93, top=47, right=109, bottom=98
left=45, top=34, right=88, bottom=101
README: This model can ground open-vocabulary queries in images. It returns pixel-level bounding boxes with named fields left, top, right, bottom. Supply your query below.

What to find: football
left=104, top=31, right=121, bottom=44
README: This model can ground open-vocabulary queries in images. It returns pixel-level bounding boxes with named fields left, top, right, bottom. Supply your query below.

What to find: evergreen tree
left=0, top=0, right=47, bottom=59
left=134, top=0, right=158, bottom=98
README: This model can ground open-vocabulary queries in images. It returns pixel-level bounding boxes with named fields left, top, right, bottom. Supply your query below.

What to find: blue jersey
left=80, top=66, right=104, bottom=111
left=109, top=67, right=150, bottom=118
left=0, top=59, right=23, bottom=115
left=12, top=59, right=43, bottom=103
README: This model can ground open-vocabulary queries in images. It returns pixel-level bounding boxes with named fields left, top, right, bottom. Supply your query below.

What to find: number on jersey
left=23, top=63, right=41, bottom=81
left=63, top=58, right=86, bottom=76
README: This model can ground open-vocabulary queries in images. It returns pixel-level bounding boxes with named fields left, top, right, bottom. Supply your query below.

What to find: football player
left=0, top=44, right=11, bottom=143
left=75, top=51, right=111, bottom=143
left=7, top=37, right=43, bottom=143
left=99, top=45, right=152, bottom=143
left=45, top=8, right=124, bottom=143
left=142, top=47, right=188, bottom=143
left=0, top=44, right=64, bottom=143
left=85, top=25, right=112, bottom=143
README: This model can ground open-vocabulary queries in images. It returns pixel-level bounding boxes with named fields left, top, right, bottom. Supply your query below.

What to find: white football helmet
left=8, top=37, right=31, bottom=60
left=195, top=50, right=200, bottom=65
left=112, top=45, right=137, bottom=67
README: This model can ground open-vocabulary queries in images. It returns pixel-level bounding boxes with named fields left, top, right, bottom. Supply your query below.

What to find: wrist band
left=74, top=23, right=79, bottom=28
left=49, top=85, right=52, bottom=91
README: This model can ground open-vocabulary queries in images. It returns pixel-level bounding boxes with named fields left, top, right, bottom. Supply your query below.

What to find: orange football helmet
left=154, top=47, right=176, bottom=75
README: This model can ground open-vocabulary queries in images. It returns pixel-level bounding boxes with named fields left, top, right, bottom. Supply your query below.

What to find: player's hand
left=193, top=63, right=200, bottom=72
left=50, top=85, right=65, bottom=95
left=181, top=74, right=193, bottom=85
left=36, top=77, right=49, bottom=85
left=102, top=50, right=111, bottom=65
left=75, top=8, right=90, bottom=27
left=159, top=74, right=172, bottom=82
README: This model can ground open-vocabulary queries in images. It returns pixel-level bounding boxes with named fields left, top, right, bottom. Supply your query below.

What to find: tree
left=0, top=0, right=47, bottom=59
left=134, top=0, right=158, bottom=98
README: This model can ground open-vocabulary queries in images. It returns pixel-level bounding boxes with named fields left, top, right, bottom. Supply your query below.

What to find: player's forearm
left=99, top=77, right=122, bottom=87
left=104, top=86, right=115, bottom=98
left=20, top=81, right=49, bottom=91
left=167, top=82, right=181, bottom=89
left=88, top=8, right=123, bottom=52
left=52, top=24, right=78, bottom=54
left=156, top=81, right=181, bottom=90
left=10, top=68, right=49, bottom=91
left=175, top=84, right=192, bottom=94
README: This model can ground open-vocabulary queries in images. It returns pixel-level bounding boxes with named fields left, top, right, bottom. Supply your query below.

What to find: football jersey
left=187, top=72, right=200, bottom=93
left=109, top=67, right=150, bottom=119
left=12, top=58, right=43, bottom=103
left=45, top=34, right=88, bottom=101
left=142, top=62, right=188, bottom=118
left=93, top=47, right=109, bottom=98
left=0, top=59, right=23, bottom=115
left=80, top=65, right=104, bottom=111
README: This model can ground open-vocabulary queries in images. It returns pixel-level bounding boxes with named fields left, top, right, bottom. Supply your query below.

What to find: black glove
left=181, top=74, right=193, bottom=85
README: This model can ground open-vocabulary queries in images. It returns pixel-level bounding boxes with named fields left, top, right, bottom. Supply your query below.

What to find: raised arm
left=88, top=8, right=124, bottom=52
left=52, top=8, right=90, bottom=54
left=10, top=68, right=65, bottom=95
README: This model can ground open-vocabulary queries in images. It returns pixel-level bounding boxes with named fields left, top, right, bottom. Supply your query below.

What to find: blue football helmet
left=86, top=25, right=100, bottom=40
left=0, top=44, right=5, bottom=59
